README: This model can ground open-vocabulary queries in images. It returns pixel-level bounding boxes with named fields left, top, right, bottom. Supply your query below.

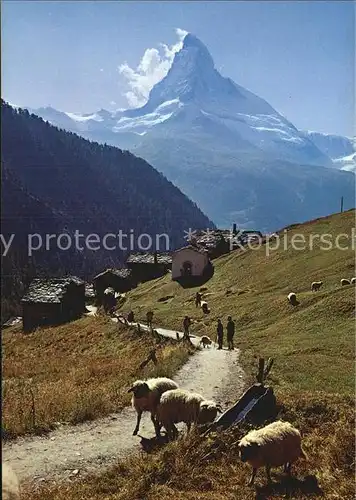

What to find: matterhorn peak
left=177, top=33, right=215, bottom=71
left=143, top=33, right=220, bottom=110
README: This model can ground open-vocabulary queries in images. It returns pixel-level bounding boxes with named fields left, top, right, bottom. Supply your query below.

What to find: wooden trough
left=204, top=357, right=277, bottom=435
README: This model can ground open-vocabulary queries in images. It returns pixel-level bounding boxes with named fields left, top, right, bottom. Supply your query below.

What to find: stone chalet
left=190, top=224, right=264, bottom=257
left=21, top=276, right=85, bottom=333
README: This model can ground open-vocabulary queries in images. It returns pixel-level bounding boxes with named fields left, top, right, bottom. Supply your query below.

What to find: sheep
left=311, top=281, right=323, bottom=292
left=238, top=420, right=307, bottom=486
left=2, top=463, right=19, bottom=500
left=199, top=335, right=212, bottom=348
left=128, top=377, right=178, bottom=436
left=156, top=388, right=222, bottom=440
left=351, top=277, right=356, bottom=285
left=340, top=278, right=351, bottom=286
left=201, top=301, right=210, bottom=313
left=287, top=292, right=299, bottom=305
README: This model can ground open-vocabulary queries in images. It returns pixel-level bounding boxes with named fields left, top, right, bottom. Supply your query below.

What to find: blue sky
left=2, top=1, right=354, bottom=136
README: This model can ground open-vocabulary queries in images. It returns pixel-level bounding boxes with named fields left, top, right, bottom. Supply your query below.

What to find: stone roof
left=93, top=268, right=132, bottom=281
left=126, top=252, right=172, bottom=265
left=174, top=245, right=209, bottom=255
left=22, top=277, right=84, bottom=304
left=191, top=229, right=263, bottom=251
left=194, top=230, right=230, bottom=248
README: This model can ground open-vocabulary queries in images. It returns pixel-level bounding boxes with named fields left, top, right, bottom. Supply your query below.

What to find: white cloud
left=118, top=28, right=188, bottom=108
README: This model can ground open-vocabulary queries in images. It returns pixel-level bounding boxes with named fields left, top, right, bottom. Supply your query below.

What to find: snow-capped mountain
left=303, top=131, right=356, bottom=173
left=29, top=33, right=355, bottom=230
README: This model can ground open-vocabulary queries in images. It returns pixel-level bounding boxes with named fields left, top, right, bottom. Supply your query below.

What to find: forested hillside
left=1, top=101, right=213, bottom=320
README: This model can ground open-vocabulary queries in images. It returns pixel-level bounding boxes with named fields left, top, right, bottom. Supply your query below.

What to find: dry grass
left=2, top=315, right=192, bottom=438
left=22, top=392, right=354, bottom=499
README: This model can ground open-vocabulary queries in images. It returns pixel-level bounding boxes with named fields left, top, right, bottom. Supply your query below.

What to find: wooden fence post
left=256, top=358, right=265, bottom=384
left=263, top=357, right=274, bottom=380
left=138, top=349, right=158, bottom=371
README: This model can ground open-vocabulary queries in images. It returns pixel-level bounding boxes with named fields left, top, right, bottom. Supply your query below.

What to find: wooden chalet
left=126, top=251, right=172, bottom=283
left=92, top=268, right=134, bottom=304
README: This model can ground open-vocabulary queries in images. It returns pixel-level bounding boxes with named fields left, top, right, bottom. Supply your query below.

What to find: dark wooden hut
left=92, top=268, right=134, bottom=305
left=126, top=252, right=172, bottom=283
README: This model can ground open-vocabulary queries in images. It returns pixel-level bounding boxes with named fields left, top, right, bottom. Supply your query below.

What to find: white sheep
left=287, top=292, right=299, bottom=305
left=156, top=388, right=222, bottom=440
left=238, top=420, right=307, bottom=486
left=199, top=335, right=212, bottom=348
left=340, top=278, right=351, bottom=286
left=350, top=278, right=355, bottom=285
left=311, top=281, right=323, bottom=292
left=128, top=377, right=178, bottom=436
left=2, top=463, right=19, bottom=500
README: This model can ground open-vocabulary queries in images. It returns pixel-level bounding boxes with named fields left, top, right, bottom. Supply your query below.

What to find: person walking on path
left=195, top=292, right=202, bottom=308
left=146, top=310, right=154, bottom=329
left=183, top=315, right=191, bottom=340
left=216, top=319, right=224, bottom=349
left=226, top=316, right=235, bottom=351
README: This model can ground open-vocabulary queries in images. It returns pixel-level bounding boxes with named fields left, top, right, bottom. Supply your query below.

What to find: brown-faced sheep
left=128, top=377, right=178, bottom=436
left=341, top=278, right=351, bottom=286
left=199, top=335, right=212, bottom=348
left=156, top=388, right=222, bottom=440
left=311, top=281, right=323, bottom=292
left=238, top=420, right=307, bottom=486
left=2, top=463, right=19, bottom=500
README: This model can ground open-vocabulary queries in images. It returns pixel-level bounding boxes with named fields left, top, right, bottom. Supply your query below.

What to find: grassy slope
left=119, top=209, right=355, bottom=395
left=19, top=210, right=356, bottom=499
left=2, top=315, right=192, bottom=438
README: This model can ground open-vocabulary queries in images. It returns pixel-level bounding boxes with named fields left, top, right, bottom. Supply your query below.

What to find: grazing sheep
left=311, top=281, right=323, bottom=292
left=238, top=420, right=307, bottom=486
left=2, top=463, right=19, bottom=500
left=201, top=301, right=210, bottom=313
left=156, top=388, right=222, bottom=440
left=287, top=292, right=299, bottom=305
left=350, top=278, right=356, bottom=285
left=128, top=377, right=178, bottom=436
left=341, top=278, right=351, bottom=286
left=200, top=335, right=212, bottom=348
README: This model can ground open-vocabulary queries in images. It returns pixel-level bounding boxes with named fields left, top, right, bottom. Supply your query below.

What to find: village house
left=126, top=251, right=172, bottom=283
left=92, top=268, right=134, bottom=304
left=191, top=230, right=231, bottom=258
left=189, top=224, right=264, bottom=257
left=171, top=245, right=211, bottom=281
left=21, top=276, right=86, bottom=333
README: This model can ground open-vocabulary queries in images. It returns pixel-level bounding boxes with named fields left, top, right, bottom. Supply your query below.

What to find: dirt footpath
left=2, top=326, right=245, bottom=484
